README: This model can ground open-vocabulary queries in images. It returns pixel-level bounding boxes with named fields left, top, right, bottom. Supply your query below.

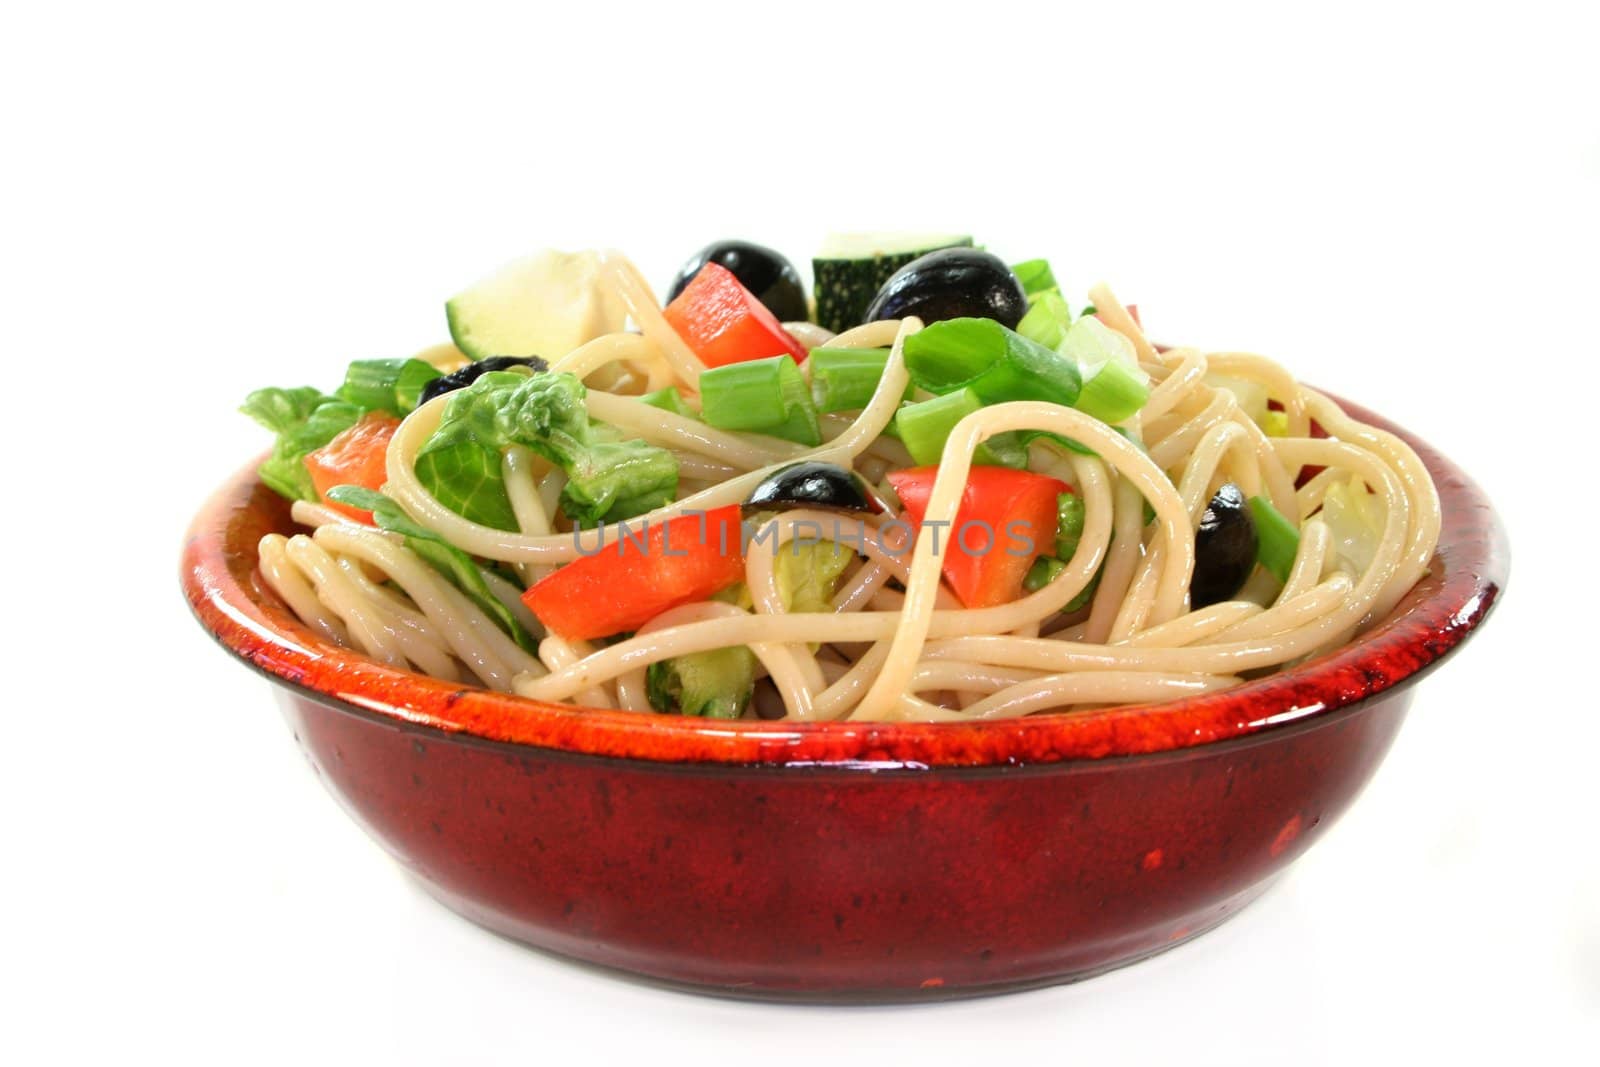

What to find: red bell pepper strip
left=887, top=466, right=1069, bottom=608
left=303, top=412, right=401, bottom=524
left=521, top=505, right=747, bottom=640
left=662, top=262, right=808, bottom=369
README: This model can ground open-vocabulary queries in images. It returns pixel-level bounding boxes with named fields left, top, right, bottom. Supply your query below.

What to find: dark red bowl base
left=282, top=684, right=1410, bottom=1000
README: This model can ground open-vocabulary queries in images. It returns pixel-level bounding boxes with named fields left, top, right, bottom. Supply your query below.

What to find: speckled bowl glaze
left=182, top=397, right=1506, bottom=1001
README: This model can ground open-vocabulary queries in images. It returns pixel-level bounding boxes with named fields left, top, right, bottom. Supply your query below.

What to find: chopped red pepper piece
left=522, top=505, right=747, bottom=640
left=662, top=262, right=808, bottom=368
left=303, top=412, right=401, bottom=524
left=887, top=466, right=1068, bottom=608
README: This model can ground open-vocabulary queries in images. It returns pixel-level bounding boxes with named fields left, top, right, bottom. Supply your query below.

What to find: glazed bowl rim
left=181, top=392, right=1507, bottom=769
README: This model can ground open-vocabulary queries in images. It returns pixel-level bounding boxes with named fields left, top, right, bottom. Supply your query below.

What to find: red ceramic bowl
left=181, top=396, right=1506, bottom=1001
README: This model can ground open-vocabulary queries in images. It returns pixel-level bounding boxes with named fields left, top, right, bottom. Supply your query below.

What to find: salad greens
left=240, top=387, right=363, bottom=502
left=416, top=370, right=679, bottom=529
left=242, top=357, right=443, bottom=504
left=775, top=536, right=855, bottom=615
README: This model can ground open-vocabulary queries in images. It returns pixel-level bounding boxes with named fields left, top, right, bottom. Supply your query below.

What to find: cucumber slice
left=445, top=249, right=625, bottom=362
left=812, top=232, right=973, bottom=333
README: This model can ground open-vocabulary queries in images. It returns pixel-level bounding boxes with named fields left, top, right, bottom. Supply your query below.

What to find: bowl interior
left=182, top=394, right=1507, bottom=768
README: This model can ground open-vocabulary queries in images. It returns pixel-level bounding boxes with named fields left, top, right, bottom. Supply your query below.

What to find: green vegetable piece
left=1017, top=289, right=1073, bottom=349
left=775, top=536, right=855, bottom=615
left=337, top=358, right=443, bottom=415
left=639, top=387, right=696, bottom=418
left=416, top=370, right=678, bottom=528
left=1023, top=556, right=1065, bottom=592
left=1011, top=259, right=1058, bottom=295
left=1055, top=492, right=1086, bottom=561
left=1066, top=570, right=1101, bottom=612
left=325, top=486, right=537, bottom=653
left=1260, top=409, right=1290, bottom=438
left=893, top=389, right=1026, bottom=468
left=560, top=436, right=681, bottom=528
left=243, top=391, right=363, bottom=503
left=646, top=646, right=758, bottom=719
left=808, top=347, right=905, bottom=412
left=1248, top=495, right=1301, bottom=585
left=240, top=386, right=332, bottom=435
left=1075, top=359, right=1150, bottom=424
left=414, top=437, right=520, bottom=531
left=1021, top=493, right=1095, bottom=611
left=1057, top=316, right=1150, bottom=423
left=902, top=317, right=1081, bottom=407
left=699, top=355, right=821, bottom=446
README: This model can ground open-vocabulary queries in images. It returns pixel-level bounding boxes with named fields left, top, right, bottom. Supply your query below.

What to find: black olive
left=1191, top=483, right=1259, bottom=608
left=743, top=461, right=878, bottom=515
left=419, top=355, right=549, bottom=406
left=863, top=248, right=1027, bottom=329
left=667, top=240, right=809, bottom=323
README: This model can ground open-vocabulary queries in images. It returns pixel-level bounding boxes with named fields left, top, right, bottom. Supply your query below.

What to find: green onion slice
left=1017, top=289, right=1073, bottom=349
left=1011, top=259, right=1058, bottom=295
left=337, top=358, right=442, bottom=415
left=699, top=355, right=821, bottom=446
left=894, top=388, right=1026, bottom=468
left=902, top=318, right=1081, bottom=407
left=808, top=347, right=902, bottom=412
left=1248, top=495, right=1301, bottom=585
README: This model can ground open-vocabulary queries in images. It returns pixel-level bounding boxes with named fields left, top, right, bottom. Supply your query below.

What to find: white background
left=5, top=2, right=1596, bottom=1063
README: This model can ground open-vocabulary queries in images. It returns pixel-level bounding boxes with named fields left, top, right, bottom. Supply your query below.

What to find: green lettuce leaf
left=775, top=538, right=855, bottom=615
left=251, top=395, right=364, bottom=502
left=561, top=438, right=681, bottom=528
left=241, top=386, right=332, bottom=434
left=413, top=437, right=519, bottom=531
left=417, top=370, right=678, bottom=528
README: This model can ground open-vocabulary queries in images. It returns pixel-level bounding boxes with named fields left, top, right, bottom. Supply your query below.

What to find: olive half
left=419, top=355, right=549, bottom=406
left=743, top=461, right=879, bottom=515
left=1191, top=483, right=1259, bottom=608
left=667, top=240, right=809, bottom=323
left=863, top=248, right=1027, bottom=329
